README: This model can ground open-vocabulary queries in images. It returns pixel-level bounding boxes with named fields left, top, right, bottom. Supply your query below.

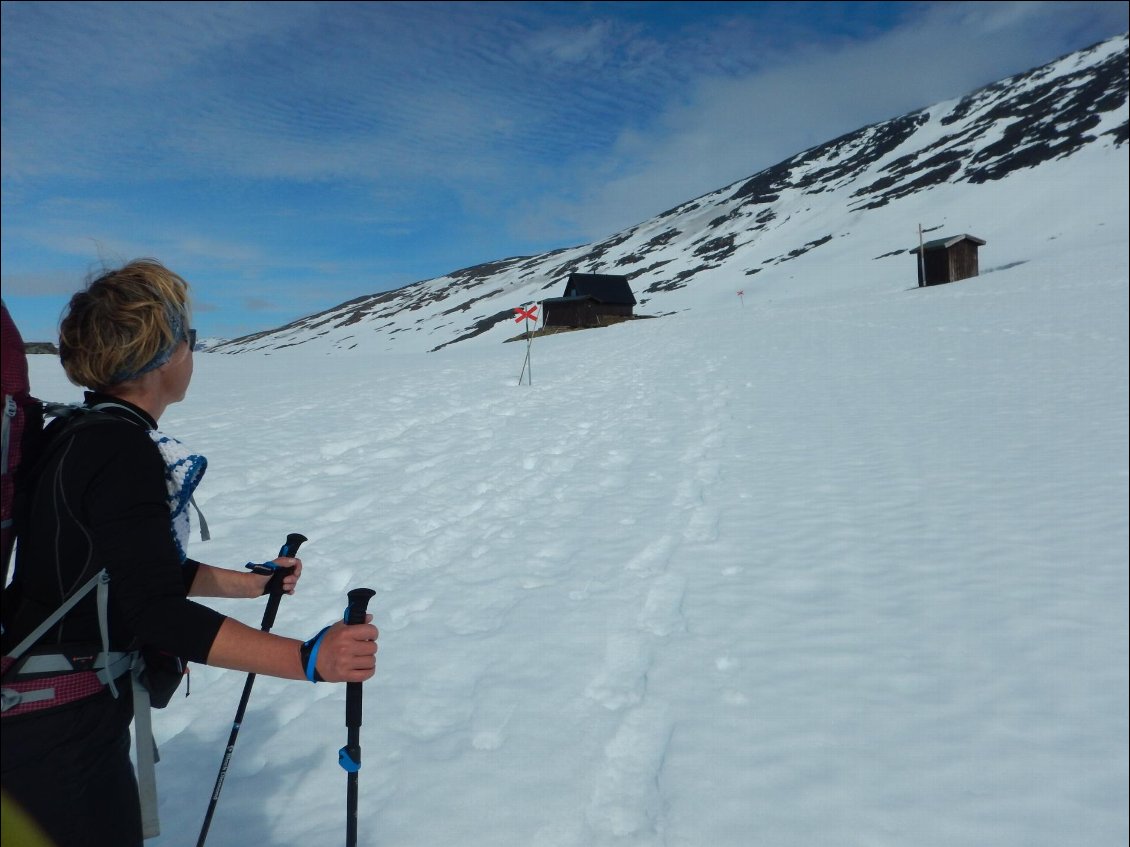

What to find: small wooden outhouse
left=909, top=234, right=986, bottom=286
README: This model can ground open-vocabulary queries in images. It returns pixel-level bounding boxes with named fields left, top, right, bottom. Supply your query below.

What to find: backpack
left=1, top=299, right=42, bottom=587
left=1, top=299, right=172, bottom=839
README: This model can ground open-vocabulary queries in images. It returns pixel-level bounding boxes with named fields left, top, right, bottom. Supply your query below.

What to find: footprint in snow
left=586, top=700, right=673, bottom=839
left=636, top=574, right=686, bottom=637
left=584, top=633, right=650, bottom=711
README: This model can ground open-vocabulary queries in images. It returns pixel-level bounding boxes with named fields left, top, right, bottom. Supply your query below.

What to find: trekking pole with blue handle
left=340, top=587, right=376, bottom=847
left=195, top=532, right=306, bottom=847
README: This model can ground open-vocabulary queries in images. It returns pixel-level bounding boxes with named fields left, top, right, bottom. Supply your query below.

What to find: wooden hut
left=542, top=273, right=637, bottom=328
left=909, top=234, right=986, bottom=286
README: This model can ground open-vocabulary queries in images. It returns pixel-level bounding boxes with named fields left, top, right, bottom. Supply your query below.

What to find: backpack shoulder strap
left=3, top=570, right=110, bottom=666
left=27, top=404, right=131, bottom=474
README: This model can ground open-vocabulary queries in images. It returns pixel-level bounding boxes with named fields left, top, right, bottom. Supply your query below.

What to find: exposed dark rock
left=624, top=260, right=673, bottom=281
left=430, top=309, right=515, bottom=352
left=693, top=234, right=738, bottom=262
left=24, top=342, right=59, bottom=354
left=212, top=35, right=1126, bottom=355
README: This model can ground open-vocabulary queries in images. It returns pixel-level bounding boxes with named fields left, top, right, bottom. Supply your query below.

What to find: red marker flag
left=515, top=305, right=538, bottom=323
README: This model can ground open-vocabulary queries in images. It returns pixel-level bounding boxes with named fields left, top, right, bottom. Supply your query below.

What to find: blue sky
left=2, top=1, right=1126, bottom=342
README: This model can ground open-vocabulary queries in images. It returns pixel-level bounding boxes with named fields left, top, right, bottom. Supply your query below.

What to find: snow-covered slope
left=24, top=165, right=1128, bottom=847
left=20, top=34, right=1128, bottom=847
left=212, top=34, right=1128, bottom=356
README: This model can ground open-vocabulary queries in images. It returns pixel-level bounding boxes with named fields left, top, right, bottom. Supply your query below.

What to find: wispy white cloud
left=2, top=0, right=1125, bottom=341
left=522, top=1, right=1130, bottom=242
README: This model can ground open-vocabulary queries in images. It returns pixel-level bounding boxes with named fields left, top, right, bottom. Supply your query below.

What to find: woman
left=0, top=259, right=378, bottom=847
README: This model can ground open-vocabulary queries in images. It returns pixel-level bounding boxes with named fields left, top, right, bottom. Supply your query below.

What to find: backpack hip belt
left=0, top=567, right=162, bottom=838
left=0, top=569, right=139, bottom=716
left=0, top=651, right=136, bottom=715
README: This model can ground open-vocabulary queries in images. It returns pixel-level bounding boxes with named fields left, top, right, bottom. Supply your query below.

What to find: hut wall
left=948, top=242, right=980, bottom=282
left=920, top=250, right=951, bottom=286
left=544, top=299, right=632, bottom=328
left=598, top=303, right=633, bottom=319
left=544, top=299, right=595, bottom=327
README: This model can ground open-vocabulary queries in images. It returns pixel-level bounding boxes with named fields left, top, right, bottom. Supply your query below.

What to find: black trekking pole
left=196, top=532, right=307, bottom=847
left=340, top=587, right=376, bottom=847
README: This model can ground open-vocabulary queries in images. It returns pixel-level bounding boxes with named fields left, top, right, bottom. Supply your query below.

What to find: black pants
left=1, top=685, right=143, bottom=847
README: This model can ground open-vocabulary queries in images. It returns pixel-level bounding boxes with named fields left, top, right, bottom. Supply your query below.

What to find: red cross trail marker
left=515, top=303, right=538, bottom=385
left=737, top=290, right=745, bottom=307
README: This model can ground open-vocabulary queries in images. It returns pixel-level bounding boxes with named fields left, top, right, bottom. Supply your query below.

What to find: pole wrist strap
left=299, top=626, right=329, bottom=682
left=246, top=561, right=285, bottom=596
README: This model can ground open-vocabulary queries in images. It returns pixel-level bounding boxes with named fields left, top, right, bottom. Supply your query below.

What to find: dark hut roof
left=909, top=234, right=987, bottom=253
left=561, top=273, right=637, bottom=306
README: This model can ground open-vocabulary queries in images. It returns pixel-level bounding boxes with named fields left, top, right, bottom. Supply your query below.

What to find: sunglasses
left=187, top=328, right=198, bottom=350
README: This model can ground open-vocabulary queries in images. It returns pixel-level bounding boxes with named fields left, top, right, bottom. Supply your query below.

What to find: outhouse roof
left=909, top=234, right=987, bottom=254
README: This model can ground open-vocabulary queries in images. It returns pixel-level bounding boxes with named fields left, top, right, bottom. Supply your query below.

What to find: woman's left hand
left=272, top=556, right=302, bottom=594
left=248, top=557, right=303, bottom=596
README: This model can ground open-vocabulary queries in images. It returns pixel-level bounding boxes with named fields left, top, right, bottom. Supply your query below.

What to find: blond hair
left=59, top=259, right=192, bottom=390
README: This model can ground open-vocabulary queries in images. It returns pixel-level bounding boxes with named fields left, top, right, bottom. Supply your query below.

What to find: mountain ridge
left=213, top=33, right=1128, bottom=356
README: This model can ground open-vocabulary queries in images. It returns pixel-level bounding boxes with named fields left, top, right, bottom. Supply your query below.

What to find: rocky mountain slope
left=213, top=33, right=1127, bottom=356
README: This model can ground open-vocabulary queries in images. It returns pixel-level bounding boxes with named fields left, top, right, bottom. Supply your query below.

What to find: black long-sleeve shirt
left=2, top=395, right=225, bottom=662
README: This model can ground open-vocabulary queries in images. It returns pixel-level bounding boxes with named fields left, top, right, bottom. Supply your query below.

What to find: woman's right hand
left=314, top=615, right=379, bottom=683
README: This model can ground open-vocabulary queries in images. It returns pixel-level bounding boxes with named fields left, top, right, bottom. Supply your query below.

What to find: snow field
left=27, top=224, right=1128, bottom=845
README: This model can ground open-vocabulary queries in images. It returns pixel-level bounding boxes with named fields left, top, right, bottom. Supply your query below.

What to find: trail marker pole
left=737, top=289, right=745, bottom=307
left=515, top=304, right=538, bottom=386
